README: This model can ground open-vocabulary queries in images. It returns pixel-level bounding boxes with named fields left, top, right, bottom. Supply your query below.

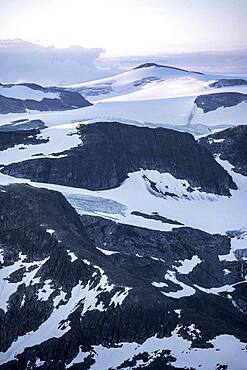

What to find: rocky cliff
left=1, top=122, right=237, bottom=195
left=199, top=125, right=247, bottom=176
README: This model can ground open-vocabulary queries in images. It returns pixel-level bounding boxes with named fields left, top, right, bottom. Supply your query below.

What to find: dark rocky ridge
left=131, top=211, right=183, bottom=225
left=195, top=92, right=247, bottom=113
left=199, top=125, right=247, bottom=176
left=1, top=122, right=237, bottom=195
left=133, top=63, right=204, bottom=75
left=81, top=215, right=230, bottom=263
left=0, top=119, right=46, bottom=132
left=209, top=79, right=247, bottom=88
left=0, top=185, right=247, bottom=369
left=0, top=83, right=92, bottom=113
left=0, top=129, right=48, bottom=153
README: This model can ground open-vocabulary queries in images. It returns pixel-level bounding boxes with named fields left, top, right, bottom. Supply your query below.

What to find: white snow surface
left=0, top=95, right=246, bottom=135
left=96, top=247, right=119, bottom=256
left=0, top=123, right=81, bottom=165
left=46, top=228, right=55, bottom=235
left=37, top=280, right=54, bottom=301
left=66, top=330, right=247, bottom=370
left=67, top=64, right=247, bottom=102
left=0, top=160, right=246, bottom=238
left=151, top=282, right=168, bottom=288
left=163, top=271, right=196, bottom=299
left=66, top=250, right=78, bottom=262
left=0, top=249, right=4, bottom=264
left=66, top=351, right=88, bottom=368
left=0, top=85, right=58, bottom=101
left=0, top=66, right=246, bottom=136
left=175, top=255, right=202, bottom=274
left=0, top=254, right=49, bottom=312
left=0, top=266, right=131, bottom=364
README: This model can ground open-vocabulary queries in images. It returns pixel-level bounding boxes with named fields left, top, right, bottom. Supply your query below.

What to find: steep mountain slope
left=0, top=184, right=247, bottom=370
left=199, top=125, right=247, bottom=176
left=0, top=122, right=236, bottom=194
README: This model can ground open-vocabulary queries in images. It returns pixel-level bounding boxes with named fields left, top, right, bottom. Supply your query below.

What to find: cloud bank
left=0, top=39, right=116, bottom=86
left=104, top=49, right=247, bottom=76
left=0, top=40, right=246, bottom=88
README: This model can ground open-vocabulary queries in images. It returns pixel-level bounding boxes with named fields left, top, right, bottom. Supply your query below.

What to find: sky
left=0, top=0, right=246, bottom=84
left=0, top=0, right=246, bottom=55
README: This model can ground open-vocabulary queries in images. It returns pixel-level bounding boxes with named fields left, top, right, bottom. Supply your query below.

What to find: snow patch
left=175, top=255, right=202, bottom=274
left=96, top=247, right=119, bottom=256
left=66, top=250, right=78, bottom=262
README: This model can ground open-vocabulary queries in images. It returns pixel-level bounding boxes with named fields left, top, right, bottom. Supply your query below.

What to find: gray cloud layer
left=0, top=39, right=116, bottom=86
left=105, top=49, right=247, bottom=77
left=0, top=40, right=246, bottom=87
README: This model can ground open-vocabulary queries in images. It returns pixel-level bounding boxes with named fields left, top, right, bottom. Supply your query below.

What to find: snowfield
left=0, top=85, right=59, bottom=101
left=0, top=64, right=246, bottom=135
left=67, top=64, right=247, bottom=102
left=0, top=95, right=246, bottom=137
left=66, top=332, right=247, bottom=370
left=0, top=158, right=246, bottom=239
left=0, top=123, right=81, bottom=165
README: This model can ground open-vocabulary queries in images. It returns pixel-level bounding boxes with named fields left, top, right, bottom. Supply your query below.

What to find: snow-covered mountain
left=0, top=64, right=247, bottom=370
left=1, top=63, right=246, bottom=135
left=67, top=62, right=246, bottom=101
left=67, top=63, right=209, bottom=101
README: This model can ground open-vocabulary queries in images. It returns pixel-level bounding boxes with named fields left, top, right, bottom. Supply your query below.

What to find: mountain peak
left=133, top=62, right=165, bottom=69
left=133, top=62, right=204, bottom=75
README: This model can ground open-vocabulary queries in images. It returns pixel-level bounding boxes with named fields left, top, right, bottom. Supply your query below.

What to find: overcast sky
left=0, top=0, right=246, bottom=85
left=1, top=0, right=246, bottom=55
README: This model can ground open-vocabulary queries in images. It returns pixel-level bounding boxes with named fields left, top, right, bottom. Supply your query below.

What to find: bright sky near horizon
left=0, top=0, right=246, bottom=55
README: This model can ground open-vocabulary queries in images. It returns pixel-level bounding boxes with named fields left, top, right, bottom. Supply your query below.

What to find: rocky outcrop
left=0, top=83, right=92, bottom=113
left=0, top=93, right=92, bottom=113
left=131, top=211, right=183, bottom=225
left=195, top=92, right=247, bottom=113
left=0, top=119, right=46, bottom=132
left=0, top=129, right=48, bottom=153
left=0, top=95, right=26, bottom=114
left=210, top=79, right=247, bottom=88
left=1, top=122, right=237, bottom=195
left=81, top=215, right=230, bottom=262
left=199, top=125, right=247, bottom=176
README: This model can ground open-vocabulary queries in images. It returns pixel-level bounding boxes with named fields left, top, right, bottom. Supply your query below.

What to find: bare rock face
left=0, top=129, right=48, bottom=153
left=199, top=125, right=247, bottom=176
left=195, top=92, right=247, bottom=113
left=1, top=122, right=237, bottom=195
left=0, top=185, right=247, bottom=369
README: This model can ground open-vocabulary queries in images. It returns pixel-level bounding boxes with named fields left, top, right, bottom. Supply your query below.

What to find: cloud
left=0, top=39, right=117, bottom=86
left=1, top=40, right=246, bottom=88
left=103, top=49, right=247, bottom=76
